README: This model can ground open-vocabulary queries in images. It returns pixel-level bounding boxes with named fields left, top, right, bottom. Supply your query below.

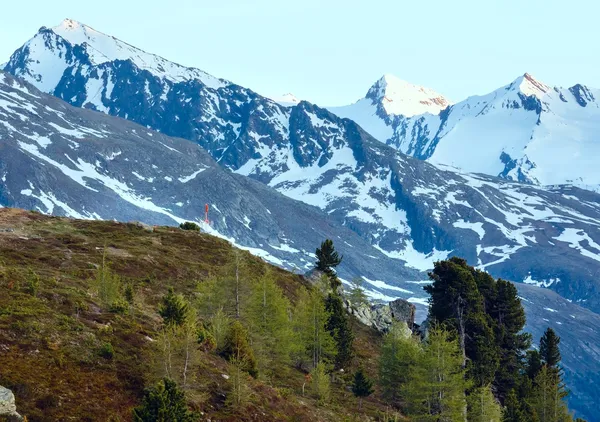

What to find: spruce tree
left=132, top=378, right=198, bottom=422
left=159, top=288, right=190, bottom=327
left=351, top=368, right=374, bottom=410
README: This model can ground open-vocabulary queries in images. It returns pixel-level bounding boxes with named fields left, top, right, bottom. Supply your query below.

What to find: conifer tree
left=404, top=325, right=468, bottom=420
left=159, top=288, right=191, bottom=327
left=315, top=239, right=343, bottom=288
left=378, top=321, right=418, bottom=407
left=531, top=365, right=570, bottom=422
left=132, top=378, right=197, bottom=422
left=293, top=286, right=336, bottom=370
left=348, top=276, right=369, bottom=307
left=247, top=271, right=294, bottom=380
left=351, top=368, right=374, bottom=410
left=467, top=385, right=503, bottom=422
left=491, top=279, right=531, bottom=400
left=311, top=362, right=331, bottom=405
left=503, top=389, right=527, bottom=422
left=325, top=292, right=354, bottom=369
left=540, top=328, right=561, bottom=369
left=221, top=320, right=258, bottom=378
left=425, top=257, right=499, bottom=386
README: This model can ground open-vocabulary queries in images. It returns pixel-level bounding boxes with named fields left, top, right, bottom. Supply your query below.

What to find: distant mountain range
left=330, top=72, right=600, bottom=191
left=2, top=19, right=600, bottom=420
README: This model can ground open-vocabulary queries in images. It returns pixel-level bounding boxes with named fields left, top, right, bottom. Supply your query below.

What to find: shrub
left=179, top=222, right=200, bottom=231
left=110, top=298, right=130, bottom=314
left=99, top=342, right=115, bottom=360
left=25, top=269, right=40, bottom=296
left=132, top=378, right=198, bottom=422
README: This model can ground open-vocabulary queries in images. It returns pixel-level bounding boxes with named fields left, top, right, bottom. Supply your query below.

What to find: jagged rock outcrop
left=344, top=297, right=416, bottom=334
left=0, top=386, right=22, bottom=421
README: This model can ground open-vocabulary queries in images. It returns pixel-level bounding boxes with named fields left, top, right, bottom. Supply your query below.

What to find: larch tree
left=404, top=325, right=468, bottom=421
left=467, top=385, right=503, bottom=422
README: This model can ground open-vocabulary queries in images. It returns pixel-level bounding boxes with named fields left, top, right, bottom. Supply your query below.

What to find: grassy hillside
left=0, top=208, right=395, bottom=421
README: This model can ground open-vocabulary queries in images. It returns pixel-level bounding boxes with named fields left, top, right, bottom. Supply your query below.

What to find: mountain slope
left=2, top=21, right=600, bottom=419
left=330, top=73, right=600, bottom=191
left=0, top=70, right=426, bottom=296
left=5, top=21, right=600, bottom=313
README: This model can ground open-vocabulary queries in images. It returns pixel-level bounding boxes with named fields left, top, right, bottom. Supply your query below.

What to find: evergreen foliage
left=532, top=365, right=570, bottom=422
left=351, top=368, right=374, bottom=410
left=540, top=328, right=561, bottom=369
left=179, top=222, right=200, bottom=231
left=159, top=288, right=191, bottom=327
left=132, top=378, right=198, bottom=422
left=315, top=239, right=343, bottom=284
left=503, top=389, right=527, bottom=422
left=324, top=292, right=354, bottom=369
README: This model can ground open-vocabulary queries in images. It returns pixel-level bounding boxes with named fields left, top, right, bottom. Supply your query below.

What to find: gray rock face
left=0, top=386, right=22, bottom=421
left=345, top=298, right=416, bottom=333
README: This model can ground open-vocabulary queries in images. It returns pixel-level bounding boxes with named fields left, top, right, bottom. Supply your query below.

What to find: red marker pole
left=204, top=204, right=209, bottom=224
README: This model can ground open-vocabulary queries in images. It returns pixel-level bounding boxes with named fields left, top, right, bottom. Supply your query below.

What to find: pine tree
left=404, top=325, right=468, bottom=420
left=425, top=257, right=499, bottom=386
left=491, top=279, right=531, bottom=400
left=315, top=239, right=343, bottom=287
left=378, top=321, right=418, bottom=407
left=132, top=378, right=198, bottom=422
left=503, top=389, right=527, bottom=422
left=467, top=385, right=503, bottom=422
left=351, top=368, right=374, bottom=410
left=159, top=288, right=191, bottom=327
left=526, top=349, right=543, bottom=380
left=325, top=292, right=354, bottom=369
left=540, top=328, right=561, bottom=369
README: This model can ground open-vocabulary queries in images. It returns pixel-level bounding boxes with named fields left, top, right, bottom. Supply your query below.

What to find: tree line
left=105, top=238, right=583, bottom=421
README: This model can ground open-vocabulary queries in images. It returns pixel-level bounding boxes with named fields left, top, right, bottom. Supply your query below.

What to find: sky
left=1, top=0, right=598, bottom=105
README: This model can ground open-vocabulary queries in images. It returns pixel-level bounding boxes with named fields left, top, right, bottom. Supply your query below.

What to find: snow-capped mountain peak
left=365, top=74, right=451, bottom=117
left=5, top=19, right=227, bottom=91
left=269, top=92, right=301, bottom=106
left=510, top=72, right=550, bottom=98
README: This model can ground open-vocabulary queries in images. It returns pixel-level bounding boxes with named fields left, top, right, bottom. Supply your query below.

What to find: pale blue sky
left=1, top=0, right=597, bottom=105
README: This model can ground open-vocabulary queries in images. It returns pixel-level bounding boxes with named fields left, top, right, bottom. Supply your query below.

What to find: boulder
left=0, top=386, right=22, bottom=421
left=389, top=298, right=416, bottom=328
